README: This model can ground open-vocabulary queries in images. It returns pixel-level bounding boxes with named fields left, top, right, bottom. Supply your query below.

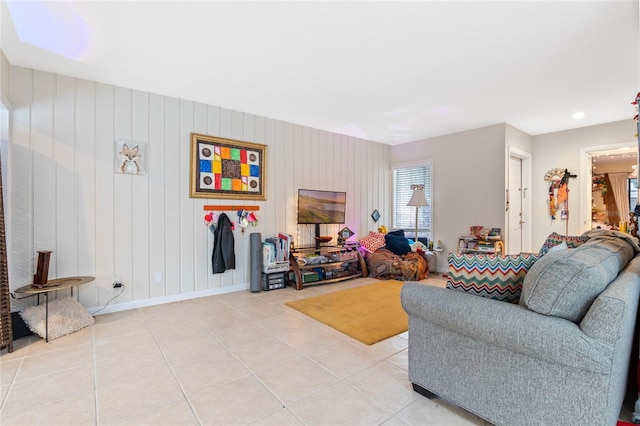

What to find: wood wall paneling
left=179, top=100, right=195, bottom=293
left=54, top=75, right=78, bottom=279
left=192, top=102, right=208, bottom=292
left=113, top=87, right=133, bottom=302
left=131, top=90, right=150, bottom=301
left=148, top=93, right=165, bottom=299
left=163, top=97, right=180, bottom=296
left=8, top=65, right=391, bottom=311
left=94, top=83, right=115, bottom=305
left=32, top=71, right=56, bottom=279
left=264, top=118, right=277, bottom=241
left=8, top=67, right=33, bottom=293
left=75, top=79, right=97, bottom=307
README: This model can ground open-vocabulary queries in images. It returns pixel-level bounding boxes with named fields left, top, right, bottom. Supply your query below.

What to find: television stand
left=289, top=243, right=368, bottom=290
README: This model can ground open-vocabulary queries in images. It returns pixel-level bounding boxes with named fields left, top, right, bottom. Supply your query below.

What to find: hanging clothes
left=556, top=184, right=567, bottom=205
left=556, top=170, right=569, bottom=205
left=212, top=212, right=235, bottom=274
left=548, top=184, right=557, bottom=220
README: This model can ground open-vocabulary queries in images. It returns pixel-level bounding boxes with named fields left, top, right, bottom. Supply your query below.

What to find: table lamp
left=406, top=184, right=429, bottom=242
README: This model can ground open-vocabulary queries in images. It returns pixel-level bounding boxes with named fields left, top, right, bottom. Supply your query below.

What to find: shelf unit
left=289, top=244, right=368, bottom=290
left=457, top=236, right=504, bottom=255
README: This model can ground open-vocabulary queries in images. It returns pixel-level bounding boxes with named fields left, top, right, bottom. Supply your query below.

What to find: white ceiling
left=1, top=1, right=638, bottom=144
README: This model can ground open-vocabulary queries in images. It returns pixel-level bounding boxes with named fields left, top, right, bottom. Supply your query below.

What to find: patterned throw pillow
left=359, top=232, right=386, bottom=253
left=538, top=232, right=589, bottom=256
left=446, top=252, right=540, bottom=303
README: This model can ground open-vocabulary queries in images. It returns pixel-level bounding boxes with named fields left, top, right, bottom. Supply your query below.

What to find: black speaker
left=249, top=233, right=263, bottom=292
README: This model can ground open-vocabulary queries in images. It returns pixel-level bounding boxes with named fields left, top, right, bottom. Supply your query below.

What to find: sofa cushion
left=521, top=236, right=635, bottom=322
left=446, top=252, right=540, bottom=303
left=538, top=232, right=589, bottom=256
left=359, top=231, right=386, bottom=253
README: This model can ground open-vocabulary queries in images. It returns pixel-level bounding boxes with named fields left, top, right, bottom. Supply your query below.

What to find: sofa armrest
left=580, top=262, right=640, bottom=345
left=401, top=282, right=614, bottom=373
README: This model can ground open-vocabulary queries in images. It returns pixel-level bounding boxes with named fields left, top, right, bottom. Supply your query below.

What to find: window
left=393, top=161, right=432, bottom=240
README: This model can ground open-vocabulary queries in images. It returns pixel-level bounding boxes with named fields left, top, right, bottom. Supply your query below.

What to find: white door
left=508, top=156, right=523, bottom=254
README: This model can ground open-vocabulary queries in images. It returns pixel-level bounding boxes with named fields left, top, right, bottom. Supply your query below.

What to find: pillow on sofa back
left=521, top=239, right=632, bottom=322
left=446, top=253, right=540, bottom=303
left=538, top=232, right=589, bottom=256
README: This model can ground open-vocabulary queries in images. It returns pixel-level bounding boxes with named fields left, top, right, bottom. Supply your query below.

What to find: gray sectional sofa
left=401, top=230, right=640, bottom=426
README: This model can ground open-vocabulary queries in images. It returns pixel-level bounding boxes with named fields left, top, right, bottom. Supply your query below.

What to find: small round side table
left=15, top=276, right=95, bottom=342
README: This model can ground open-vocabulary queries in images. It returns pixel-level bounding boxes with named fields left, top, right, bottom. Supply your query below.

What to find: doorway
left=580, top=143, right=638, bottom=233
left=506, top=148, right=531, bottom=254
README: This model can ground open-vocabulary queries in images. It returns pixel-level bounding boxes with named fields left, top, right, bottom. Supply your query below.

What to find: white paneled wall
left=8, top=66, right=391, bottom=311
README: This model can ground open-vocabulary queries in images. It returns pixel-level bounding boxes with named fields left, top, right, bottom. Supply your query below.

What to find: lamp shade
left=407, top=187, right=428, bottom=207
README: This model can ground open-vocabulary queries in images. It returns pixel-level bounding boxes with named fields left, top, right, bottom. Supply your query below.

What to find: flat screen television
left=297, top=189, right=346, bottom=225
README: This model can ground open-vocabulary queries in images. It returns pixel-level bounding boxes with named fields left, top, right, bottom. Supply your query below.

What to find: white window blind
left=393, top=161, right=432, bottom=239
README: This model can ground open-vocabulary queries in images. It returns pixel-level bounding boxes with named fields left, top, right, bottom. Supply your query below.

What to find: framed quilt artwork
left=189, top=133, right=267, bottom=200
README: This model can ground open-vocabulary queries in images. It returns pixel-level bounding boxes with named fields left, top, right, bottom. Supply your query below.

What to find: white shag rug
left=20, top=297, right=94, bottom=341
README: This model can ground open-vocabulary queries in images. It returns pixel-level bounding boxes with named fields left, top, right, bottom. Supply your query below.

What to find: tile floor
left=0, top=275, right=491, bottom=425
left=0, top=275, right=632, bottom=425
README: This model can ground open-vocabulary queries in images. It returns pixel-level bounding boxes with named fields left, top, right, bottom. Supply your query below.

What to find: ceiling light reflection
left=6, top=1, right=90, bottom=59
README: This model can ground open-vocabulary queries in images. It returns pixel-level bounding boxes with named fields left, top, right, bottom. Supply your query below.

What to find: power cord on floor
left=92, top=285, right=125, bottom=317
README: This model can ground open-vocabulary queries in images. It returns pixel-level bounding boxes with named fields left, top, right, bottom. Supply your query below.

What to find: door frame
left=580, top=141, right=637, bottom=234
left=505, top=147, right=532, bottom=253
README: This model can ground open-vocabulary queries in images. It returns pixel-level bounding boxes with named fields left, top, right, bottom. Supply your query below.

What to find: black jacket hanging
left=212, top=213, right=235, bottom=273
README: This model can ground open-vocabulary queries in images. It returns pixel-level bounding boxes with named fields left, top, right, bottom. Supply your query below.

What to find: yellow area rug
left=285, top=280, right=407, bottom=345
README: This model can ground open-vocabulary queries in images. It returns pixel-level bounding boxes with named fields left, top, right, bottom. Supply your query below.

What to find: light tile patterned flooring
left=1, top=276, right=488, bottom=425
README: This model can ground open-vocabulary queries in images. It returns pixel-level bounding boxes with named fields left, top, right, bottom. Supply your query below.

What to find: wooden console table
left=15, top=276, right=95, bottom=342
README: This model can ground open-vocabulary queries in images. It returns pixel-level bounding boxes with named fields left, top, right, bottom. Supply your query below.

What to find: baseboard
left=89, top=282, right=248, bottom=316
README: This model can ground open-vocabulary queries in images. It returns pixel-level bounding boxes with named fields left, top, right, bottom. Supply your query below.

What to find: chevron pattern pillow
left=446, top=252, right=541, bottom=303
left=538, top=232, right=589, bottom=256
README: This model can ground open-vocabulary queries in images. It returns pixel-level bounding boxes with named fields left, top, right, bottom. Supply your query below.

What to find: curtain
left=607, top=173, right=630, bottom=227
left=603, top=174, right=620, bottom=227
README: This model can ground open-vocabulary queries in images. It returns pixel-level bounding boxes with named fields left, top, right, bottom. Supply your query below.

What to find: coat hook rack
left=204, top=205, right=260, bottom=211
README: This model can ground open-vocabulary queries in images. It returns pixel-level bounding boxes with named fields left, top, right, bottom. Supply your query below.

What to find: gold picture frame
left=190, top=133, right=267, bottom=200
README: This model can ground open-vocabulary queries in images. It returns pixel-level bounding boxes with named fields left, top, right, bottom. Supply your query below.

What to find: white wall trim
left=89, top=282, right=249, bottom=316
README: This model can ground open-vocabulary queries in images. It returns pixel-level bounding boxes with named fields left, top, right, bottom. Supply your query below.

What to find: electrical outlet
left=113, top=276, right=122, bottom=288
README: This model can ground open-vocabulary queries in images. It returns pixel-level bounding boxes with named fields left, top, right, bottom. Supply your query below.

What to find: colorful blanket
left=366, top=248, right=428, bottom=281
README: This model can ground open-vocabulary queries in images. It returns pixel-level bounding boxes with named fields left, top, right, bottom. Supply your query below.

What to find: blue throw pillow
left=385, top=234, right=411, bottom=255
left=387, top=229, right=405, bottom=237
